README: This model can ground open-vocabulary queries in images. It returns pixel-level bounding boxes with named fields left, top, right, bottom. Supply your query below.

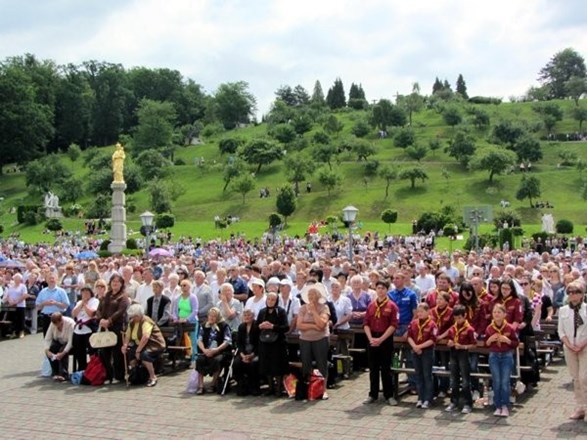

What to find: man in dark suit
left=146, top=280, right=171, bottom=327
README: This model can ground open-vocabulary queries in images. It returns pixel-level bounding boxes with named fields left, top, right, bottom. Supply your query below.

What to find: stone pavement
left=1, top=334, right=586, bottom=440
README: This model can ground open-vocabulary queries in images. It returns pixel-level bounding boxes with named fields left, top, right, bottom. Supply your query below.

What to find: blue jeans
left=397, top=324, right=416, bottom=390
left=489, top=351, right=514, bottom=408
left=413, top=347, right=434, bottom=403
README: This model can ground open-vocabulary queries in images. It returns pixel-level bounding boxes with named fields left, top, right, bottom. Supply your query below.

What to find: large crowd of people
left=1, top=230, right=587, bottom=419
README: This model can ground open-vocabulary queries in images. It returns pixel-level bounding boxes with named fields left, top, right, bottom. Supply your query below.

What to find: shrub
left=364, top=160, right=379, bottom=177
left=100, top=240, right=111, bottom=251
left=556, top=219, right=574, bottom=234
left=45, top=218, right=63, bottom=231
left=463, top=233, right=493, bottom=251
left=498, top=228, right=514, bottom=249
left=24, top=210, right=41, bottom=226
left=348, top=98, right=368, bottom=110
left=173, top=158, right=186, bottom=166
left=126, top=238, right=138, bottom=249
left=468, top=96, right=502, bottom=105
left=0, top=225, right=4, bottom=234
left=443, top=223, right=458, bottom=237
left=97, top=250, right=112, bottom=258
left=531, top=232, right=550, bottom=243
left=493, top=210, right=521, bottom=229
left=17, top=205, right=42, bottom=224
left=155, top=213, right=175, bottom=229
left=268, top=212, right=282, bottom=229
left=122, top=249, right=143, bottom=257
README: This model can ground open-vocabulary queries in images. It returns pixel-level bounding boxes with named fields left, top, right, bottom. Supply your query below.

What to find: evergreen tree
left=432, top=77, right=443, bottom=94
left=456, top=74, right=468, bottom=99
left=326, top=78, right=346, bottom=109
left=311, top=80, right=326, bottom=107
left=349, top=82, right=366, bottom=100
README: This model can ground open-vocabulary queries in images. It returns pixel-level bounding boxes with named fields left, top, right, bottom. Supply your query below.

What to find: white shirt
left=135, top=282, right=154, bottom=311
left=245, top=295, right=267, bottom=319
left=558, top=303, right=587, bottom=345
left=330, top=295, right=353, bottom=330
left=414, top=274, right=436, bottom=293
left=278, top=294, right=301, bottom=326
left=73, top=297, right=100, bottom=335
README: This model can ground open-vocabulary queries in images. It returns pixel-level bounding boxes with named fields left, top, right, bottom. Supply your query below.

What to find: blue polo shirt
left=388, top=287, right=418, bottom=325
left=36, top=286, right=70, bottom=315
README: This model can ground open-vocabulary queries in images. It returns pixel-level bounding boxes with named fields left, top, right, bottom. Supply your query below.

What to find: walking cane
left=221, top=348, right=238, bottom=396
left=123, top=346, right=130, bottom=387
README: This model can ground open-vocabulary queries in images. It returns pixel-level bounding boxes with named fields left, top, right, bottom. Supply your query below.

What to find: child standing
left=446, top=305, right=477, bottom=414
left=407, top=303, right=437, bottom=409
left=485, top=303, right=519, bottom=417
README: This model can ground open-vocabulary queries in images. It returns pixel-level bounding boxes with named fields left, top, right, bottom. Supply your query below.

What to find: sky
left=0, top=0, right=585, bottom=116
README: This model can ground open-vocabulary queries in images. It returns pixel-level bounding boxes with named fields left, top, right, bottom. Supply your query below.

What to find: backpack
left=128, top=364, right=149, bottom=385
left=81, top=354, right=107, bottom=386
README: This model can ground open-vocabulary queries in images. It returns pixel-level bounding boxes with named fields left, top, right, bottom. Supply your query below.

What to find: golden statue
left=112, top=142, right=126, bottom=183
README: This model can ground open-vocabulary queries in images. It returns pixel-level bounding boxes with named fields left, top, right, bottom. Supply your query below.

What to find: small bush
left=556, top=219, right=574, bottom=234
left=0, top=225, right=4, bottom=234
left=268, top=212, right=282, bottom=229
left=463, top=233, right=493, bottom=251
left=155, top=213, right=175, bottom=229
left=45, top=218, right=63, bottom=231
left=122, top=249, right=143, bottom=257
left=468, top=96, right=502, bottom=105
left=17, top=205, right=42, bottom=224
left=126, top=238, right=138, bottom=249
left=100, top=240, right=111, bottom=251
left=24, top=210, right=40, bottom=226
left=173, top=158, right=186, bottom=166
left=97, top=250, right=112, bottom=258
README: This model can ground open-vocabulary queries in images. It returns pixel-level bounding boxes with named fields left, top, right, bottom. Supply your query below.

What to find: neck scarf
left=417, top=317, right=431, bottom=342
left=435, top=306, right=449, bottom=322
left=375, top=297, right=388, bottom=319
left=570, top=302, right=584, bottom=338
left=490, top=319, right=506, bottom=347
left=453, top=320, right=471, bottom=344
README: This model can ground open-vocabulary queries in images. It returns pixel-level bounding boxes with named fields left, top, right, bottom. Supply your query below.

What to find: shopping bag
left=283, top=373, right=298, bottom=398
left=308, top=369, right=325, bottom=401
left=89, top=330, right=117, bottom=348
left=40, top=357, right=52, bottom=377
left=186, top=370, right=200, bottom=394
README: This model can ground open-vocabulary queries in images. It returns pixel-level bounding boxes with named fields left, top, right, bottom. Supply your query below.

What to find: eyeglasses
left=568, top=290, right=583, bottom=295
left=520, top=282, right=529, bottom=286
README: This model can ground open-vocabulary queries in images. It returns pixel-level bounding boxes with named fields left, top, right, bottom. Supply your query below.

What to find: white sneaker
left=472, top=390, right=480, bottom=402
left=421, top=401, right=430, bottom=409
left=445, top=403, right=457, bottom=412
left=437, top=391, right=447, bottom=398
left=416, top=400, right=423, bottom=408
left=461, top=405, right=472, bottom=414
left=386, top=397, right=398, bottom=406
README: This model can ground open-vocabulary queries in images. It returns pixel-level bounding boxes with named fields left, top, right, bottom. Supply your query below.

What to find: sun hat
left=300, top=282, right=328, bottom=304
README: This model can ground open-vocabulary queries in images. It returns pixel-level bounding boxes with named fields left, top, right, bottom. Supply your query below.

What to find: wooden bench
left=159, top=323, right=197, bottom=371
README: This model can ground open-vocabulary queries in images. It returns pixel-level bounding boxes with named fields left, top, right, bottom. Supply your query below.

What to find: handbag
left=89, top=329, right=118, bottom=348
left=259, top=329, right=278, bottom=343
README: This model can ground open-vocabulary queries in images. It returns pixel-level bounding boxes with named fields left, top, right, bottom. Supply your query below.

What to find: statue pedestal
left=45, top=207, right=63, bottom=218
left=108, top=182, right=127, bottom=253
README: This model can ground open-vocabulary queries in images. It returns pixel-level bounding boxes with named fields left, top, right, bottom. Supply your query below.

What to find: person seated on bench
left=146, top=280, right=171, bottom=327
left=485, top=303, right=519, bottom=418
left=44, top=312, right=75, bottom=382
left=233, top=308, right=260, bottom=396
left=122, top=303, right=166, bottom=387
left=195, top=307, right=232, bottom=394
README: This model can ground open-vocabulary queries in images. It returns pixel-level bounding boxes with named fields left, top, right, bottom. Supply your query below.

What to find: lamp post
left=342, top=205, right=359, bottom=261
left=469, top=209, right=484, bottom=253
left=140, top=211, right=155, bottom=257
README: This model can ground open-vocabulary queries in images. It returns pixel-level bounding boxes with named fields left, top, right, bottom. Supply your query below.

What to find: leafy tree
left=149, top=179, right=173, bottom=213
left=516, top=175, right=541, bottom=207
left=276, top=185, right=297, bottom=226
left=565, top=76, right=587, bottom=105
left=394, top=128, right=415, bottom=148
left=87, top=193, right=111, bottom=220
left=214, top=81, right=256, bottom=129
left=405, top=144, right=428, bottom=162
left=238, top=138, right=283, bottom=173
left=401, top=82, right=425, bottom=126
left=370, top=99, right=406, bottom=130
left=133, top=99, right=177, bottom=154
left=311, top=80, right=326, bottom=107
left=285, top=153, right=314, bottom=194
left=317, top=167, right=341, bottom=195
left=155, top=213, right=175, bottom=229
left=514, top=134, right=542, bottom=163
left=446, top=130, right=476, bottom=166
left=559, top=149, right=578, bottom=166
left=472, top=108, right=490, bottom=129
left=326, top=78, right=346, bottom=109
left=348, top=98, right=368, bottom=110
left=312, top=130, right=331, bottom=145
left=379, top=164, right=398, bottom=199
left=364, top=160, right=379, bottom=177
left=348, top=83, right=366, bottom=100
left=399, top=166, right=428, bottom=189
left=538, top=48, right=587, bottom=99
left=218, top=137, right=243, bottom=155
left=351, top=119, right=371, bottom=138
left=350, top=138, right=376, bottom=161
left=571, top=106, right=587, bottom=131
left=293, top=85, right=310, bottom=107
left=136, top=149, right=170, bottom=180
left=323, top=115, right=344, bottom=136
left=266, top=99, right=295, bottom=125
left=492, top=120, right=526, bottom=148
left=442, top=105, right=463, bottom=126
left=87, top=162, right=142, bottom=195
left=456, top=74, right=468, bottom=99
left=25, top=155, right=71, bottom=193
left=469, top=146, right=517, bottom=182
left=178, top=122, right=203, bottom=145
left=556, top=219, right=574, bottom=234
left=268, top=212, right=282, bottom=230
left=67, top=143, right=82, bottom=163
left=45, top=218, right=63, bottom=231
left=292, top=114, right=313, bottom=135
left=274, top=85, right=297, bottom=107
left=58, top=176, right=84, bottom=203
left=312, top=143, right=338, bottom=169
left=222, top=158, right=244, bottom=191
left=231, top=173, right=255, bottom=203
left=381, top=209, right=398, bottom=231
left=429, top=138, right=442, bottom=156
left=269, top=123, right=297, bottom=144
left=432, top=77, right=443, bottom=94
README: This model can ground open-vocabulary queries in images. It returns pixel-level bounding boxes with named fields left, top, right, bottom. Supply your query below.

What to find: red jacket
left=485, top=320, right=519, bottom=353
left=447, top=321, right=476, bottom=346
left=407, top=317, right=438, bottom=345
left=431, top=305, right=454, bottom=336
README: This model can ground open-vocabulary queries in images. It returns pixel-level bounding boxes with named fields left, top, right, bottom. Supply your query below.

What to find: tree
left=238, top=138, right=283, bottom=173
left=58, top=176, right=84, bottom=203
left=67, top=143, right=82, bottom=163
left=25, top=155, right=71, bottom=193
left=516, top=175, right=541, bottom=207
left=155, top=213, right=175, bottom=229
left=429, top=138, right=442, bottom=156
left=351, top=119, right=371, bottom=138
left=292, top=114, right=313, bottom=135
left=317, top=167, right=341, bottom=195
left=394, top=128, right=415, bottom=148
left=401, top=82, right=425, bottom=126
left=231, top=173, right=255, bottom=203
left=136, top=149, right=170, bottom=180
left=133, top=99, right=177, bottom=154
left=381, top=209, right=398, bottom=232
left=514, top=134, right=542, bottom=163
left=311, top=80, right=326, bottom=107
left=538, top=48, right=587, bottom=99
left=442, top=106, right=463, bottom=127
left=276, top=185, right=297, bottom=226
left=350, top=138, right=377, bottom=161
left=399, top=166, right=428, bottom=189
left=558, top=149, right=578, bottom=166
left=312, top=143, right=338, bottom=170
left=222, top=158, right=244, bottom=192
left=456, top=74, right=468, bottom=99
left=379, top=164, right=398, bottom=199
left=405, top=144, right=428, bottom=162
left=571, top=106, right=587, bottom=131
left=565, top=76, right=587, bottom=105
left=446, top=130, right=476, bottom=166
left=285, top=153, right=314, bottom=194
left=312, top=130, right=330, bottom=145
left=326, top=78, right=346, bottom=109
left=323, top=115, right=344, bottom=136
left=469, top=146, right=517, bottom=182
left=214, top=81, right=256, bottom=129
left=349, top=82, right=366, bottom=100
left=432, top=77, right=443, bottom=94
left=492, top=120, right=526, bottom=148
left=472, top=108, right=490, bottom=130
left=269, top=123, right=297, bottom=144
left=148, top=179, right=172, bottom=213
left=218, top=137, right=243, bottom=155
left=87, top=193, right=111, bottom=221
left=370, top=99, right=406, bottom=130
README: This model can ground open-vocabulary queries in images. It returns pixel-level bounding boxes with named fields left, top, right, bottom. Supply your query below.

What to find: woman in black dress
left=257, top=292, right=289, bottom=396
left=234, top=308, right=261, bottom=396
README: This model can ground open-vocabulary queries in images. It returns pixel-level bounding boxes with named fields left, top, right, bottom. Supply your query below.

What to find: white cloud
left=0, top=0, right=585, bottom=114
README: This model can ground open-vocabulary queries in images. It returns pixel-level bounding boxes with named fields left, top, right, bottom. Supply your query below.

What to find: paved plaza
left=1, top=334, right=586, bottom=440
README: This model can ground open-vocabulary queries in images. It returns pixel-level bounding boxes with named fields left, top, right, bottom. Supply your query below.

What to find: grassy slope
left=1, top=99, right=585, bottom=245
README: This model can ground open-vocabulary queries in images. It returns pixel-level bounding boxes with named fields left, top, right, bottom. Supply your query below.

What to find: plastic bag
left=283, top=373, right=298, bottom=398
left=186, top=369, right=200, bottom=394
left=70, top=371, right=84, bottom=385
left=308, top=369, right=325, bottom=401
left=40, top=357, right=52, bottom=377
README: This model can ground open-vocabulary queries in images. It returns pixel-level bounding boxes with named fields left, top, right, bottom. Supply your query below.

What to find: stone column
left=108, top=182, right=127, bottom=253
